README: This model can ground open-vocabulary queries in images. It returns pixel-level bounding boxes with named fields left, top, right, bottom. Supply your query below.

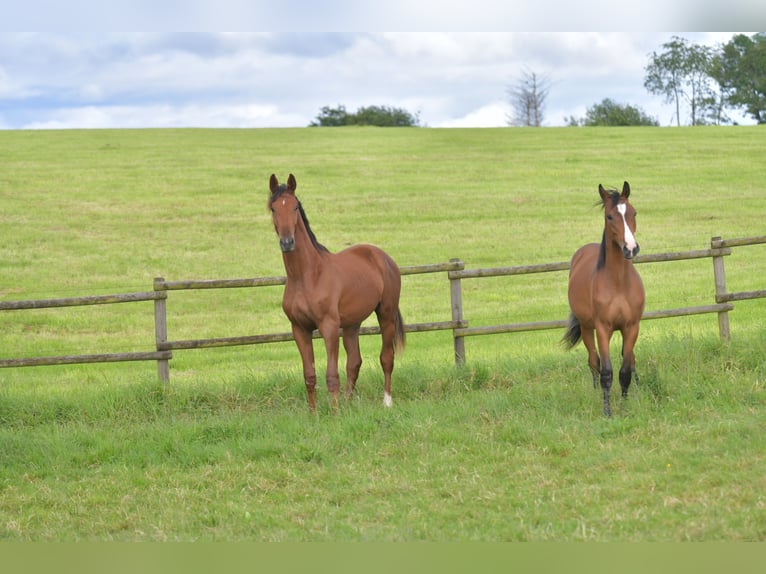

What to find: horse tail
left=561, top=313, right=582, bottom=349
left=394, top=308, right=406, bottom=356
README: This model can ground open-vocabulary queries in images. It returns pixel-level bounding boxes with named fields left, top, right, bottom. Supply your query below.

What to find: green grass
left=1, top=335, right=764, bottom=541
left=0, top=126, right=765, bottom=541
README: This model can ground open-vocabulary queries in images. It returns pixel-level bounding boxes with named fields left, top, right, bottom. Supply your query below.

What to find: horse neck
left=602, top=239, right=632, bottom=284
left=281, top=218, right=325, bottom=281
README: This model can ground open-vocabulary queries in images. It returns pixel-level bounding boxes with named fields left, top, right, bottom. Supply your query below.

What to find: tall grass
left=0, top=127, right=764, bottom=540
left=1, top=331, right=763, bottom=541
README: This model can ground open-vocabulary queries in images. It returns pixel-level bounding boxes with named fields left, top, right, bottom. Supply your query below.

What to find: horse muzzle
left=279, top=237, right=296, bottom=253
left=623, top=244, right=640, bottom=259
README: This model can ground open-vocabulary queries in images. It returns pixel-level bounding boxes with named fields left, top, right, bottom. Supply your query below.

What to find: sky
left=0, top=31, right=758, bottom=129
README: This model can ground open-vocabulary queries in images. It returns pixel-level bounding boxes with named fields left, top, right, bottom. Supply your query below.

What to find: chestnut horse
left=563, top=182, right=645, bottom=416
left=268, top=174, right=405, bottom=413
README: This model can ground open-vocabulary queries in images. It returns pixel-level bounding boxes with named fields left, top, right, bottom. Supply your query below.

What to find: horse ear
left=287, top=174, right=297, bottom=194
left=598, top=184, right=608, bottom=203
left=269, top=174, right=279, bottom=195
left=622, top=181, right=631, bottom=199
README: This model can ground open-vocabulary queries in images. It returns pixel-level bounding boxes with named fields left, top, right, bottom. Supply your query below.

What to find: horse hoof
left=383, top=393, right=393, bottom=408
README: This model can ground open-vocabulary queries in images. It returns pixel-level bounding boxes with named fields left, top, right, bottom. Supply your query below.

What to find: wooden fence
left=150, top=262, right=467, bottom=382
left=449, top=235, right=765, bottom=363
left=1, top=235, right=764, bottom=381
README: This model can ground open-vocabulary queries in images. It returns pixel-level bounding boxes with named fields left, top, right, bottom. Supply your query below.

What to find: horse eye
left=606, top=214, right=613, bottom=221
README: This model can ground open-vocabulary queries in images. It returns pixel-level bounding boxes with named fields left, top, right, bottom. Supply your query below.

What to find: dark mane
left=598, top=231, right=607, bottom=269
left=269, top=185, right=329, bottom=253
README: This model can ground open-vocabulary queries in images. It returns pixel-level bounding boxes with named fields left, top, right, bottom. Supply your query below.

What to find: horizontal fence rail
left=451, top=306, right=736, bottom=339
left=0, top=291, right=164, bottom=311
left=1, top=236, right=763, bottom=379
left=153, top=262, right=465, bottom=292
left=156, top=321, right=468, bottom=352
left=0, top=351, right=172, bottom=369
left=0, top=290, right=170, bottom=370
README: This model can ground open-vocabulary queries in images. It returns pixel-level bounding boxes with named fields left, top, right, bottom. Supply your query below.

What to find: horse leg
left=292, top=325, right=317, bottom=413
left=376, top=308, right=396, bottom=408
left=342, top=325, right=362, bottom=401
left=580, top=326, right=600, bottom=389
left=595, top=325, right=614, bottom=417
left=619, top=324, right=640, bottom=400
left=318, top=322, right=342, bottom=414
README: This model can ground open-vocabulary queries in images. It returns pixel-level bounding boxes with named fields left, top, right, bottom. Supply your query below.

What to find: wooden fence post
left=153, top=277, right=170, bottom=383
left=710, top=237, right=731, bottom=342
left=449, top=259, right=466, bottom=366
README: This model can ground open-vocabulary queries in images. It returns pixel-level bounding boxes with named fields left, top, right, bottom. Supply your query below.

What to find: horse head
left=268, top=174, right=328, bottom=254
left=599, top=181, right=639, bottom=260
left=269, top=174, right=300, bottom=253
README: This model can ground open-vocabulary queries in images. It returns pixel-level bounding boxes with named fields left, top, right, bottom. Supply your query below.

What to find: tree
left=713, top=33, right=766, bottom=124
left=506, top=69, right=551, bottom=127
left=568, top=98, right=659, bottom=126
left=707, top=49, right=735, bottom=125
left=310, top=104, right=420, bottom=127
left=310, top=105, right=351, bottom=126
left=644, top=36, right=716, bottom=125
left=353, top=105, right=420, bottom=127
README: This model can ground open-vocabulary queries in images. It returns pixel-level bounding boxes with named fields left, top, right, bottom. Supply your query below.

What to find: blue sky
left=0, top=31, right=757, bottom=129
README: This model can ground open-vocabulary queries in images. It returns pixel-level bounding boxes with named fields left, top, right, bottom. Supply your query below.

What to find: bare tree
left=506, top=69, right=551, bottom=126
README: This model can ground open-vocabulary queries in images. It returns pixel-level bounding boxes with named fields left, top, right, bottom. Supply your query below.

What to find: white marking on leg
left=383, top=392, right=393, bottom=407
left=617, top=203, right=637, bottom=251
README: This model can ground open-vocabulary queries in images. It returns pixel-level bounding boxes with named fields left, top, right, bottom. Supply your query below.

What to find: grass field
left=0, top=126, right=764, bottom=541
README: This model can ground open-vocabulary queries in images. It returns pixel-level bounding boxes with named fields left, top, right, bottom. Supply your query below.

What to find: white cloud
left=436, top=101, right=510, bottom=128
left=21, top=103, right=306, bottom=130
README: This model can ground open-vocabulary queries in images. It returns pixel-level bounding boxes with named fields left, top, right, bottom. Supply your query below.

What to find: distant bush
left=566, top=98, right=659, bottom=126
left=310, top=104, right=421, bottom=127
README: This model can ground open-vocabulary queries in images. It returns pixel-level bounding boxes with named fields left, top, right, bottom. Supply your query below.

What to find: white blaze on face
left=617, top=203, right=637, bottom=251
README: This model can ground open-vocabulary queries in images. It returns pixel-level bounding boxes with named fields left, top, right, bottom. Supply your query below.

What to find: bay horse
left=268, top=174, right=406, bottom=414
left=563, top=181, right=645, bottom=417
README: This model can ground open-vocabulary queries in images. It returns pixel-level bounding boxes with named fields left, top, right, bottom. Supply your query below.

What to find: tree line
left=310, top=33, right=765, bottom=128
left=644, top=33, right=766, bottom=126
left=525, top=33, right=766, bottom=127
